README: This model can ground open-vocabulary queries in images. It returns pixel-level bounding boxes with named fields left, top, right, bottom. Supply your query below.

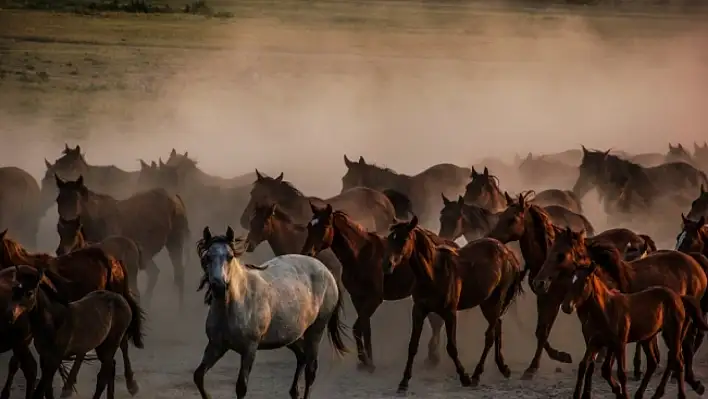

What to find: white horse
left=193, top=226, right=348, bottom=399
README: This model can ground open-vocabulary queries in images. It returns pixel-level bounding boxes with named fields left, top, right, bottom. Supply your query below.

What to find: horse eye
left=557, top=253, right=565, bottom=262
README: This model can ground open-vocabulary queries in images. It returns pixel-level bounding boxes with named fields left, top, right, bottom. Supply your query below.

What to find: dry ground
left=1, top=3, right=708, bottom=398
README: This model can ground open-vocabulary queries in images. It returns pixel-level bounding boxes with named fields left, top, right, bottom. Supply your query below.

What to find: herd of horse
left=1, top=142, right=708, bottom=398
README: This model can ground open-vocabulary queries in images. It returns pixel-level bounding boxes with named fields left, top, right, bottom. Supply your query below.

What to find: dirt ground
left=1, top=3, right=708, bottom=398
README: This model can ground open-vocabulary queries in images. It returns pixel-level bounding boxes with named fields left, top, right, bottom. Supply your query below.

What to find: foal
left=7, top=267, right=145, bottom=399
left=563, top=264, right=708, bottom=399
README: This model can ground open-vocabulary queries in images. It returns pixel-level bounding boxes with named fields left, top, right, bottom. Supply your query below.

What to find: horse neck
left=330, top=214, right=375, bottom=269
left=224, top=259, right=248, bottom=300
left=268, top=217, right=306, bottom=255
left=28, top=287, right=70, bottom=344
left=405, top=229, right=439, bottom=286
left=71, top=229, right=89, bottom=251
left=577, top=276, right=616, bottom=334
left=4, top=245, right=55, bottom=270
left=518, top=210, right=553, bottom=278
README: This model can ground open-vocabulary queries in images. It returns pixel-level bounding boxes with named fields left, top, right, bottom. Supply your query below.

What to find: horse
left=238, top=170, right=400, bottom=233
left=300, top=203, right=447, bottom=372
left=382, top=216, right=524, bottom=392
left=686, top=185, right=708, bottom=221
left=193, top=227, right=348, bottom=399
left=0, top=166, right=41, bottom=248
left=243, top=202, right=343, bottom=282
left=438, top=194, right=592, bottom=242
left=463, top=166, right=506, bottom=212
left=529, top=189, right=583, bottom=214
left=162, top=149, right=257, bottom=188
left=676, top=215, right=707, bottom=255
left=54, top=175, right=191, bottom=309
left=532, top=230, right=708, bottom=390
left=517, top=153, right=579, bottom=189
left=340, top=155, right=469, bottom=223
left=7, top=266, right=145, bottom=399
left=41, top=144, right=139, bottom=213
left=0, top=266, right=36, bottom=399
left=667, top=143, right=698, bottom=167
left=0, top=229, right=141, bottom=397
left=562, top=263, right=708, bottom=399
left=573, top=146, right=708, bottom=212
left=486, top=192, right=655, bottom=380
left=56, top=216, right=146, bottom=301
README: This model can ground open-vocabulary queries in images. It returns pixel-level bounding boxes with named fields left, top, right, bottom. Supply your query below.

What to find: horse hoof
left=396, top=385, right=408, bottom=394
left=521, top=369, right=537, bottom=380
left=366, top=364, right=376, bottom=374
left=634, top=372, right=643, bottom=381
left=557, top=352, right=573, bottom=364
left=469, top=376, right=480, bottom=387
left=694, top=382, right=705, bottom=395
left=127, top=381, right=140, bottom=396
left=501, top=366, right=511, bottom=378
left=460, top=374, right=472, bottom=387
left=357, top=362, right=375, bottom=373
left=60, top=388, right=74, bottom=398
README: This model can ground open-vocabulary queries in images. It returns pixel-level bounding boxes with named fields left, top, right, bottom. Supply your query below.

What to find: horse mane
left=412, top=228, right=459, bottom=305
left=255, top=177, right=304, bottom=199
left=195, top=234, right=248, bottom=305
left=526, top=204, right=556, bottom=254
left=331, top=210, right=370, bottom=247
left=470, top=172, right=501, bottom=190
left=585, top=241, right=631, bottom=291
left=363, top=162, right=398, bottom=175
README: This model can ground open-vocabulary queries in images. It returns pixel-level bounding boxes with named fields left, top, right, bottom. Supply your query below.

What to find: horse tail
left=501, top=247, right=525, bottom=315
left=681, top=295, right=708, bottom=331
left=687, top=252, right=708, bottom=314
left=382, top=189, right=413, bottom=220
left=326, top=285, right=349, bottom=357
left=564, top=190, right=584, bottom=214
left=638, top=234, right=657, bottom=254
left=124, top=291, right=146, bottom=349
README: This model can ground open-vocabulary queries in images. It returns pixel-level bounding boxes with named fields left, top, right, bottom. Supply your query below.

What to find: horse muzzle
left=561, top=301, right=576, bottom=315
left=531, top=278, right=551, bottom=294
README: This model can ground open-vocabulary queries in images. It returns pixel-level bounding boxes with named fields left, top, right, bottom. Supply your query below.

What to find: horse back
left=115, top=189, right=185, bottom=252
left=630, top=250, right=707, bottom=297
left=55, top=247, right=127, bottom=298
left=0, top=167, right=40, bottom=216
left=456, top=238, right=511, bottom=309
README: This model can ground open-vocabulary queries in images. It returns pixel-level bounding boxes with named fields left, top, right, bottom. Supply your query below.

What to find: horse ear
left=358, top=156, right=365, bottom=164
left=576, top=229, right=586, bottom=241
left=0, top=229, right=6, bottom=240
left=64, top=143, right=70, bottom=151
left=681, top=213, right=689, bottom=225
left=184, top=151, right=189, bottom=158
left=669, top=143, right=674, bottom=150
left=75, top=145, right=82, bottom=154
left=54, top=173, right=65, bottom=188
left=275, top=172, right=284, bottom=182
left=470, top=167, right=478, bottom=178
left=518, top=193, right=525, bottom=207
left=565, top=226, right=572, bottom=235
left=526, top=152, right=532, bottom=161
left=255, top=169, right=264, bottom=181
left=325, top=204, right=333, bottom=215
left=441, top=193, right=451, bottom=205
left=309, top=201, right=321, bottom=214
left=408, top=215, right=419, bottom=230
left=581, top=145, right=587, bottom=155
left=170, top=148, right=177, bottom=157
left=202, top=226, right=212, bottom=241
left=483, top=166, right=489, bottom=176
left=139, top=159, right=149, bottom=169
left=504, top=191, right=514, bottom=206
left=150, top=161, right=157, bottom=168
left=159, top=158, right=165, bottom=168
left=226, top=226, right=235, bottom=242
left=343, top=155, right=354, bottom=168
left=679, top=143, right=685, bottom=150
left=695, top=142, right=700, bottom=152
left=44, top=159, right=52, bottom=169
left=603, top=149, right=611, bottom=158
left=457, top=195, right=465, bottom=205
left=700, top=216, right=706, bottom=226
left=76, top=175, right=84, bottom=187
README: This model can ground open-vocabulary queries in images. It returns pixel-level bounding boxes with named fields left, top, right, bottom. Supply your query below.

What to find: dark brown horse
left=340, top=155, right=469, bottom=222
left=562, top=263, right=708, bottom=399
left=517, top=153, right=579, bottom=189
left=530, top=189, right=583, bottom=214
left=56, top=216, right=147, bottom=301
left=533, top=230, right=708, bottom=391
left=0, top=230, right=141, bottom=398
left=41, top=144, right=139, bottom=213
left=676, top=215, right=707, bottom=255
left=54, top=175, right=191, bottom=309
left=573, top=146, right=708, bottom=213
left=299, top=204, right=446, bottom=372
left=486, top=193, right=654, bottom=380
left=243, top=202, right=342, bottom=281
left=463, top=167, right=506, bottom=212
left=438, top=194, right=593, bottom=242
left=162, top=149, right=256, bottom=188
left=8, top=266, right=145, bottom=399
left=382, top=216, right=524, bottom=392
left=0, top=167, right=41, bottom=248
left=239, top=170, right=399, bottom=233
left=686, top=185, right=708, bottom=221
left=667, top=143, right=698, bottom=167
left=0, top=266, right=36, bottom=399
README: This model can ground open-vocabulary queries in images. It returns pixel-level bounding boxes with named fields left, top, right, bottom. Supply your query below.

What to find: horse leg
left=235, top=344, right=257, bottom=399
left=441, top=309, right=472, bottom=387
left=651, top=346, right=679, bottom=399
left=425, top=313, right=444, bottom=367
left=33, top=356, right=60, bottom=399
left=581, top=351, right=596, bottom=399
left=614, top=343, right=630, bottom=399
left=286, top=341, right=305, bottom=399
left=522, top=293, right=572, bottom=380
left=119, top=339, right=139, bottom=395
left=396, top=303, right=428, bottom=393
left=142, top=257, right=160, bottom=308
left=633, top=342, right=643, bottom=381
left=301, top=327, right=325, bottom=399
left=681, top=326, right=705, bottom=395
left=470, top=302, right=499, bottom=387
left=635, top=341, right=658, bottom=399
left=16, top=347, right=37, bottom=399
left=90, top=359, right=110, bottom=399
left=492, top=318, right=511, bottom=378
left=193, top=340, right=228, bottom=399
left=599, top=350, right=621, bottom=397
left=574, top=346, right=599, bottom=399
left=0, top=355, right=19, bottom=399
left=166, top=243, right=185, bottom=311
left=107, top=360, right=116, bottom=399
left=350, top=298, right=374, bottom=372
left=60, top=354, right=85, bottom=398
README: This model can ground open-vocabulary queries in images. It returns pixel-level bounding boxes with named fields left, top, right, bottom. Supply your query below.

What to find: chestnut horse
left=382, top=216, right=524, bottom=392
left=0, top=230, right=141, bottom=398
left=239, top=170, right=400, bottom=233
left=486, top=192, right=656, bottom=380
left=463, top=167, right=506, bottom=212
left=56, top=216, right=147, bottom=301
left=299, top=204, right=447, bottom=372
left=562, top=263, right=708, bottom=399
left=533, top=230, right=708, bottom=391
left=54, top=175, right=190, bottom=309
